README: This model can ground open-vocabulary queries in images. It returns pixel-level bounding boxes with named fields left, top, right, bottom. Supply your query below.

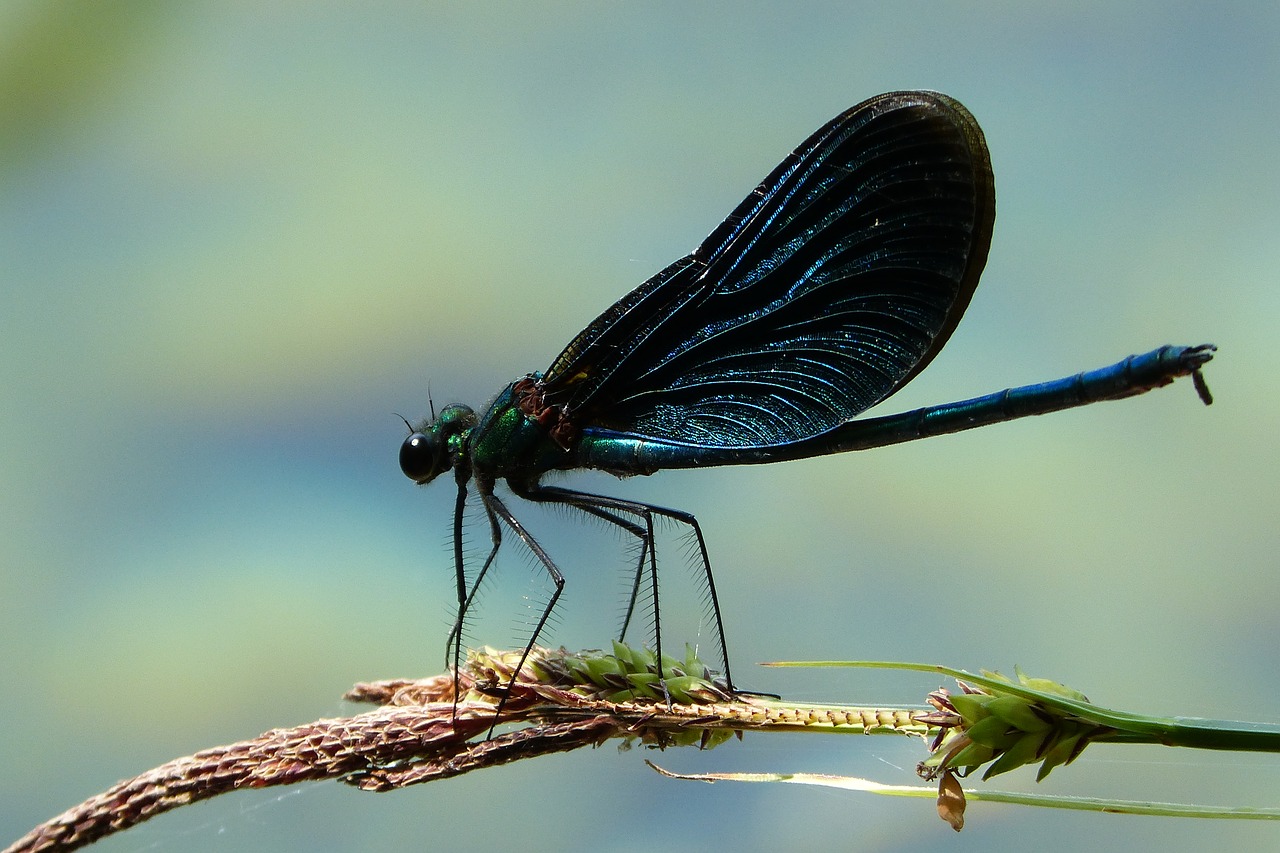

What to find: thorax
left=467, top=377, right=577, bottom=480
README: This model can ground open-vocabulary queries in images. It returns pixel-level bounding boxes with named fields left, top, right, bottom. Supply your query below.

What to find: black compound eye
left=399, top=432, right=441, bottom=483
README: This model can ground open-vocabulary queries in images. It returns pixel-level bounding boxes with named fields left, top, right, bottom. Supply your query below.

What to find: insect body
left=400, top=91, right=1213, bottom=696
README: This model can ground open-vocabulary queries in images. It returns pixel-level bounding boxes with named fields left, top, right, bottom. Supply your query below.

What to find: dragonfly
left=400, top=90, right=1213, bottom=699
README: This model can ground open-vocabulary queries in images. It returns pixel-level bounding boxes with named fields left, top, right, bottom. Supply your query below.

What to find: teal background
left=3, top=3, right=1276, bottom=851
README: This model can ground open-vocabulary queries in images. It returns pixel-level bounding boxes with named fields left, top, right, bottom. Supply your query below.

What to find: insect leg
left=480, top=491, right=565, bottom=721
left=513, top=483, right=734, bottom=693
left=552, top=501, right=650, bottom=644
left=445, top=482, right=503, bottom=698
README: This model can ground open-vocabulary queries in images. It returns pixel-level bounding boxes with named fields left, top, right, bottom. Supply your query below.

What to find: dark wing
left=542, top=91, right=995, bottom=448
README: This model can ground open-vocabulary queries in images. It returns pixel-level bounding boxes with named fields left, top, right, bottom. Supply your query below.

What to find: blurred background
left=2, top=3, right=1276, bottom=851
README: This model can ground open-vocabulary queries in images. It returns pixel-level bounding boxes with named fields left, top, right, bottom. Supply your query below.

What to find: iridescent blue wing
left=541, top=91, right=995, bottom=448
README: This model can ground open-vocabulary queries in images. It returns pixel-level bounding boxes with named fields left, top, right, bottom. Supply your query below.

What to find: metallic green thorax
left=466, top=379, right=581, bottom=483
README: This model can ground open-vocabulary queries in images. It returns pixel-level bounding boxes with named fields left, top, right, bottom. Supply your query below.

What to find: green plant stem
left=769, top=660, right=1280, bottom=753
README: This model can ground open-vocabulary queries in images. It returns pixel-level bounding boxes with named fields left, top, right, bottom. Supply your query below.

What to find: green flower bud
left=948, top=692, right=997, bottom=723
left=984, top=696, right=1052, bottom=733
left=965, top=715, right=1021, bottom=750
left=982, top=729, right=1049, bottom=779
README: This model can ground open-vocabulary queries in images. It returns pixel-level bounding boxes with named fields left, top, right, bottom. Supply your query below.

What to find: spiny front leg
left=479, top=490, right=565, bottom=723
